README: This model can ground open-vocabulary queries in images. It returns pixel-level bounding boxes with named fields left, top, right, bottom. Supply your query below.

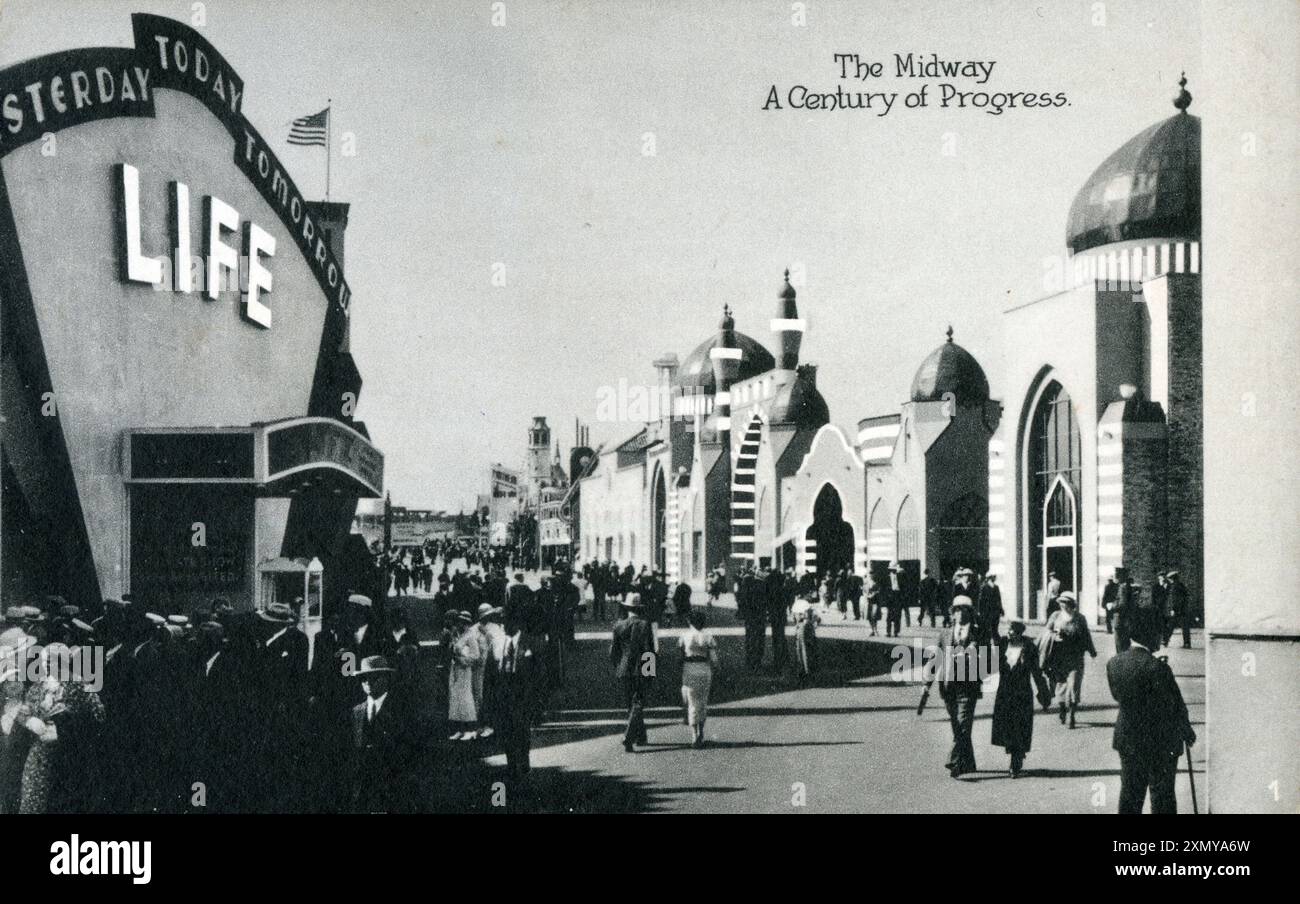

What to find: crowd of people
left=1, top=546, right=1197, bottom=815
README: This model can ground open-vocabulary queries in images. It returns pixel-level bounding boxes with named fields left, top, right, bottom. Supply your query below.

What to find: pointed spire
left=720, top=303, right=735, bottom=332
left=1173, top=71, right=1192, bottom=111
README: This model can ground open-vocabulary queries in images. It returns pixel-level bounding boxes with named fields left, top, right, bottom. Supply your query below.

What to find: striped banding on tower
left=1065, top=241, right=1201, bottom=292
left=986, top=436, right=1007, bottom=575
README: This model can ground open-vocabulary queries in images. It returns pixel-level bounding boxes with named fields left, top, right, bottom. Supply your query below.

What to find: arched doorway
left=1027, top=380, right=1081, bottom=618
left=651, top=466, right=666, bottom=573
left=806, top=483, right=854, bottom=578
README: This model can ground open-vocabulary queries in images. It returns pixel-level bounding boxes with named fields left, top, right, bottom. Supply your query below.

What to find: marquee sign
left=124, top=418, right=383, bottom=498
left=0, top=14, right=351, bottom=318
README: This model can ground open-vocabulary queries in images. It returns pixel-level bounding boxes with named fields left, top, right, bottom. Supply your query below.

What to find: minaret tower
left=772, top=268, right=804, bottom=370
left=710, top=305, right=743, bottom=572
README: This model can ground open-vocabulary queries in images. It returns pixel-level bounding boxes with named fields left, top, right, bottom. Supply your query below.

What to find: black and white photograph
left=0, top=0, right=1294, bottom=873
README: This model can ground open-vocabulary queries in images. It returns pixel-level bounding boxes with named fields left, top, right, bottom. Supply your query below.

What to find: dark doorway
left=806, top=483, right=854, bottom=578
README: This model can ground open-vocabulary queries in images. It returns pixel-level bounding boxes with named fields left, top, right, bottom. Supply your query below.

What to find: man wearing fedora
left=1165, top=570, right=1192, bottom=649
left=257, top=602, right=310, bottom=811
left=350, top=655, right=410, bottom=812
left=1107, top=618, right=1196, bottom=813
left=610, top=593, right=656, bottom=751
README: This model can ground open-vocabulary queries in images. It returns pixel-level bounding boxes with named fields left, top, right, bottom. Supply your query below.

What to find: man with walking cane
left=1106, top=614, right=1197, bottom=813
left=918, top=596, right=985, bottom=778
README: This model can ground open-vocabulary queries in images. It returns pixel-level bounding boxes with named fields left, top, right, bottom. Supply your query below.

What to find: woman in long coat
left=447, top=612, right=481, bottom=740
left=992, top=621, right=1052, bottom=776
left=1037, top=592, right=1097, bottom=730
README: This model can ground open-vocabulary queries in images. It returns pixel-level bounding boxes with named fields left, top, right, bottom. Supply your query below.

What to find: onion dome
left=675, top=312, right=775, bottom=394
left=768, top=366, right=830, bottom=429
left=910, top=326, right=990, bottom=406
left=1065, top=74, right=1200, bottom=255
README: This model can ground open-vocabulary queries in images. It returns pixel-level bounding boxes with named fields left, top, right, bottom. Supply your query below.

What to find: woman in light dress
left=1037, top=592, right=1097, bottom=730
left=473, top=604, right=506, bottom=739
left=791, top=594, right=821, bottom=685
left=678, top=609, right=719, bottom=748
left=447, top=611, right=482, bottom=740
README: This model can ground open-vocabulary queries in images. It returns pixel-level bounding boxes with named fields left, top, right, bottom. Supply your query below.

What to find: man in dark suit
left=764, top=565, right=788, bottom=671
left=976, top=573, right=1004, bottom=644
left=610, top=594, right=656, bottom=751
left=350, top=656, right=411, bottom=812
left=1111, top=568, right=1138, bottom=652
left=257, top=603, right=311, bottom=811
left=505, top=573, right=535, bottom=628
left=918, top=569, right=939, bottom=627
left=490, top=615, right=544, bottom=783
left=1165, top=570, right=1192, bottom=648
left=1107, top=619, right=1196, bottom=814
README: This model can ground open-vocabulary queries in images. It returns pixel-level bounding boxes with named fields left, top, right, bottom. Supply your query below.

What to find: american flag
left=288, top=107, right=329, bottom=147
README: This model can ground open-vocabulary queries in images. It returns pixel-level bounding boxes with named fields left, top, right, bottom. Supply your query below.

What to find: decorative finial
left=723, top=303, right=732, bottom=317
left=946, top=324, right=954, bottom=343
left=1173, top=71, right=1192, bottom=111
left=783, top=268, right=790, bottom=281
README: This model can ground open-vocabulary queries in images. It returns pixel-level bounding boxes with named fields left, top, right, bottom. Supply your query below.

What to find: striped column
left=799, top=535, right=816, bottom=573
left=987, top=435, right=1007, bottom=576
left=853, top=537, right=870, bottom=576
left=1095, top=437, right=1125, bottom=574
left=665, top=486, right=681, bottom=583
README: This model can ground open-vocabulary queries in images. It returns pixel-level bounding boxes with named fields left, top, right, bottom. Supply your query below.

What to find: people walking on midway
left=885, top=563, right=905, bottom=637
left=707, top=565, right=726, bottom=607
left=865, top=574, right=883, bottom=636
left=474, top=604, right=506, bottom=739
left=672, top=579, right=693, bottom=629
left=1164, top=570, right=1192, bottom=649
left=447, top=611, right=481, bottom=740
left=610, top=593, right=656, bottom=752
left=792, top=594, right=820, bottom=685
left=1038, top=592, right=1096, bottom=730
left=918, top=569, right=939, bottom=627
left=490, top=610, right=545, bottom=784
left=977, top=573, right=1004, bottom=645
left=1111, top=567, right=1138, bottom=652
left=1101, top=569, right=1119, bottom=634
left=764, top=564, right=788, bottom=672
left=991, top=621, right=1052, bottom=777
left=1044, top=570, right=1062, bottom=619
left=923, top=595, right=985, bottom=778
left=350, top=655, right=411, bottom=813
left=1107, top=615, right=1196, bottom=814
left=678, top=609, right=720, bottom=748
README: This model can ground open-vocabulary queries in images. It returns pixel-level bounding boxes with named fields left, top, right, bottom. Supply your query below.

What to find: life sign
left=116, top=162, right=275, bottom=329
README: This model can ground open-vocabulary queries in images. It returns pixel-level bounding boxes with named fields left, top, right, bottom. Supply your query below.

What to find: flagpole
left=325, top=98, right=332, bottom=202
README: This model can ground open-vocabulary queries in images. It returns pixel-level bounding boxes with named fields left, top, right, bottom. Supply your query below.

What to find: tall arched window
left=1027, top=380, right=1082, bottom=617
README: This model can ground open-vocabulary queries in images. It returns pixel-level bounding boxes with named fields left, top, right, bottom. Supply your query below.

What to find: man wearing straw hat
left=922, top=594, right=985, bottom=778
left=610, top=593, right=656, bottom=752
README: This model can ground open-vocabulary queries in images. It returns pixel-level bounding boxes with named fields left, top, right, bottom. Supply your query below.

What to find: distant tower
left=710, top=305, right=743, bottom=572
left=772, top=268, right=804, bottom=370
left=526, top=416, right=553, bottom=498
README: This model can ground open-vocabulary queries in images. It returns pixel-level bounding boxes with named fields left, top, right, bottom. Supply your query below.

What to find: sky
left=1, top=0, right=1201, bottom=512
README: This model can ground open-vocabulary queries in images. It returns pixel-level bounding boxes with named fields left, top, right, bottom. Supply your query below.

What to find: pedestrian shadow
left=635, top=739, right=863, bottom=753
left=958, top=767, right=1122, bottom=782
